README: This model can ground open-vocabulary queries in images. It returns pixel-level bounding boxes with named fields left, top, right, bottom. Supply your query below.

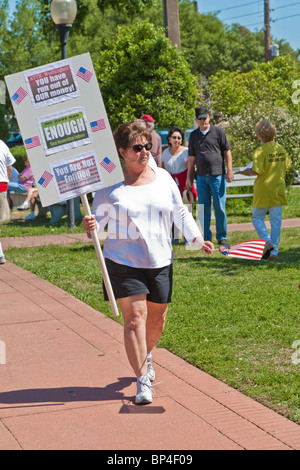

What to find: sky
left=7, top=0, right=300, bottom=52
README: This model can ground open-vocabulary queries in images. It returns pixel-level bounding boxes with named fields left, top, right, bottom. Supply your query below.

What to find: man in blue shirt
left=186, top=106, right=234, bottom=245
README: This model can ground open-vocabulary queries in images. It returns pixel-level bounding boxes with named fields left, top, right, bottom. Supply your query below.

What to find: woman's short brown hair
left=255, top=120, right=276, bottom=142
left=113, top=122, right=151, bottom=159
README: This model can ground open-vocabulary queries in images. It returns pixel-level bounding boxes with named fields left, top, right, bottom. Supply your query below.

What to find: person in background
left=162, top=126, right=197, bottom=202
left=7, top=166, right=19, bottom=210
left=24, top=187, right=39, bottom=221
left=7, top=157, right=34, bottom=210
left=141, top=114, right=162, bottom=167
left=82, top=121, right=214, bottom=405
left=162, top=126, right=198, bottom=243
left=186, top=106, right=234, bottom=246
left=251, top=120, right=291, bottom=260
left=10, top=166, right=19, bottom=183
left=0, top=139, right=15, bottom=264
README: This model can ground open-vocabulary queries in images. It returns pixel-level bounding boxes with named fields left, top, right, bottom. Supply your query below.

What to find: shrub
left=227, top=103, right=300, bottom=186
left=94, top=21, right=198, bottom=130
left=10, top=145, right=27, bottom=172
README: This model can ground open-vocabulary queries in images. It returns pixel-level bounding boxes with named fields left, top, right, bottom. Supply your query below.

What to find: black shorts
left=103, top=258, right=173, bottom=304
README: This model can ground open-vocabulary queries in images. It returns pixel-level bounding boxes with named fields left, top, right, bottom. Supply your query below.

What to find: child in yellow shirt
left=251, top=120, right=291, bottom=259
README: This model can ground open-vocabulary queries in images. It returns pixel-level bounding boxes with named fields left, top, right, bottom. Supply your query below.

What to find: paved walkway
left=0, top=219, right=299, bottom=450
left=2, top=218, right=300, bottom=250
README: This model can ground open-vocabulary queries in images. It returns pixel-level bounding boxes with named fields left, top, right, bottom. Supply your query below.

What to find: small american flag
left=76, top=67, right=93, bottom=82
left=38, top=170, right=53, bottom=188
left=12, top=87, right=28, bottom=104
left=90, top=119, right=106, bottom=132
left=219, top=239, right=267, bottom=260
left=25, top=136, right=41, bottom=150
left=100, top=157, right=116, bottom=173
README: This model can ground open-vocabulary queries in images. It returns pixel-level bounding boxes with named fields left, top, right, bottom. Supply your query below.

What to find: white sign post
left=5, top=53, right=123, bottom=317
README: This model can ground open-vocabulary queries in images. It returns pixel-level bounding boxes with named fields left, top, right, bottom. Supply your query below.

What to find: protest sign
left=38, top=106, right=92, bottom=155
left=49, top=151, right=103, bottom=200
left=5, top=53, right=123, bottom=208
left=24, top=60, right=80, bottom=108
left=5, top=53, right=123, bottom=317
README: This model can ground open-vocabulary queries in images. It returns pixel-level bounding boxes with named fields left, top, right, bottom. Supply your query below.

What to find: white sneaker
left=135, top=376, right=152, bottom=404
left=0, top=256, right=6, bottom=265
left=25, top=212, right=36, bottom=221
left=147, top=360, right=156, bottom=382
left=17, top=201, right=29, bottom=211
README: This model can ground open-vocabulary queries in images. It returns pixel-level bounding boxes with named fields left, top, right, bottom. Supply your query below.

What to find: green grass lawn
left=225, top=186, right=300, bottom=223
left=2, top=187, right=299, bottom=237
left=4, top=226, right=300, bottom=424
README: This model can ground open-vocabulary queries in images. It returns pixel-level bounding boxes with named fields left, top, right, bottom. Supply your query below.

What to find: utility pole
left=264, top=0, right=271, bottom=62
left=163, top=0, right=181, bottom=49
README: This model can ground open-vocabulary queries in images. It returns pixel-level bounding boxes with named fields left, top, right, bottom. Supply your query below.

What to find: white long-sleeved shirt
left=92, top=167, right=202, bottom=269
left=0, top=140, right=16, bottom=183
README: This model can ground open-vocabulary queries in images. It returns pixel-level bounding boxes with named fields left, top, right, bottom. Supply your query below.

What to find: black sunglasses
left=128, top=142, right=152, bottom=153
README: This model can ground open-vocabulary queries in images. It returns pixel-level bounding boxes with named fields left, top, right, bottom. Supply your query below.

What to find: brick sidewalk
left=0, top=261, right=299, bottom=450
left=0, top=219, right=299, bottom=450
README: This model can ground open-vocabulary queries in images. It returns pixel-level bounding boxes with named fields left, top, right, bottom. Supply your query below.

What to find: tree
left=178, top=0, right=299, bottom=77
left=203, top=57, right=300, bottom=176
left=208, top=56, right=300, bottom=116
left=94, top=21, right=198, bottom=129
left=228, top=103, right=300, bottom=185
left=178, top=1, right=265, bottom=76
left=96, top=0, right=153, bottom=15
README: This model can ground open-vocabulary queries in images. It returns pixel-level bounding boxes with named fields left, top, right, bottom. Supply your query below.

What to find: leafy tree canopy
left=179, top=0, right=299, bottom=77
left=207, top=56, right=300, bottom=116
left=96, top=0, right=153, bottom=15
left=202, top=57, right=300, bottom=173
left=94, top=21, right=198, bottom=129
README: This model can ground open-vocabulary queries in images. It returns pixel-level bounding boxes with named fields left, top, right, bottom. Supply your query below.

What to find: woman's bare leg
left=117, top=294, right=148, bottom=378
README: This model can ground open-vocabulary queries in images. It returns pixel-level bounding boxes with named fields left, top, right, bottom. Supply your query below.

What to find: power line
left=207, top=1, right=300, bottom=18
left=243, top=21, right=263, bottom=27
left=205, top=1, right=300, bottom=32
left=274, top=1, right=300, bottom=10
left=221, top=2, right=300, bottom=21
left=272, top=11, right=300, bottom=22
left=207, top=1, right=263, bottom=14
left=223, top=11, right=263, bottom=21
left=244, top=10, right=300, bottom=27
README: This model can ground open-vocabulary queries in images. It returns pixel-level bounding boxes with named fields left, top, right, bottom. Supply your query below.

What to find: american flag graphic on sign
left=25, top=136, right=41, bottom=149
left=100, top=157, right=116, bottom=174
left=38, top=170, right=53, bottom=188
left=11, top=87, right=28, bottom=104
left=90, top=119, right=106, bottom=132
left=219, top=239, right=267, bottom=260
left=76, top=67, right=93, bottom=82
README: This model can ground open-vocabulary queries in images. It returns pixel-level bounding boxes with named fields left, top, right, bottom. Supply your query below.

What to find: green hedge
left=10, top=145, right=27, bottom=173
